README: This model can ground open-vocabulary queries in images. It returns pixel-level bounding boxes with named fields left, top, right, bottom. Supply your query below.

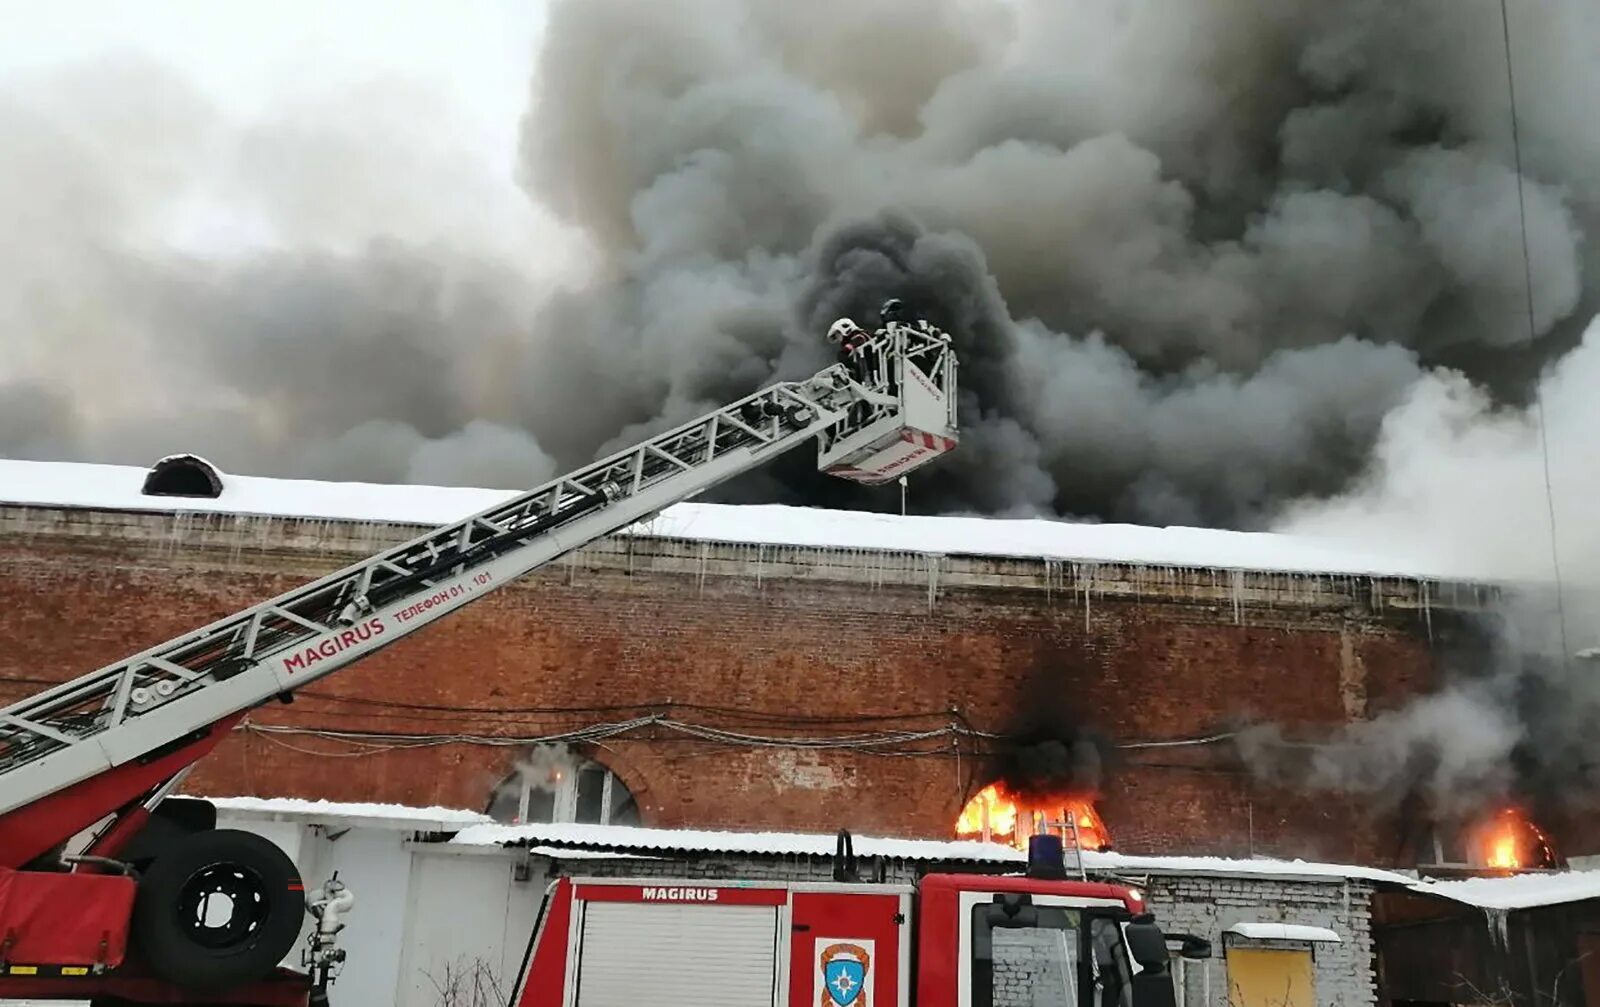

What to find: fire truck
left=513, top=832, right=1209, bottom=1007
left=0, top=312, right=1196, bottom=1006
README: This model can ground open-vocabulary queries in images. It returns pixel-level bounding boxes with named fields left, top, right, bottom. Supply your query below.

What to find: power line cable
left=1499, top=0, right=1571, bottom=662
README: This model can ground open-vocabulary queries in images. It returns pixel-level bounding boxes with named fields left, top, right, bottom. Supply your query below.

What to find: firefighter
left=827, top=317, right=872, bottom=381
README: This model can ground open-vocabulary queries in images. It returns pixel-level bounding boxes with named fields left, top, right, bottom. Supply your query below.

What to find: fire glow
left=1472, top=807, right=1558, bottom=871
left=955, top=783, right=1112, bottom=853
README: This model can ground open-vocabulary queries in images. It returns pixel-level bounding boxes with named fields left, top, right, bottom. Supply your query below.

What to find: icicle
left=1484, top=907, right=1509, bottom=949
left=926, top=556, right=940, bottom=613
left=1229, top=569, right=1245, bottom=625
left=697, top=542, right=709, bottom=596
left=1075, top=562, right=1096, bottom=631
left=1419, top=578, right=1433, bottom=642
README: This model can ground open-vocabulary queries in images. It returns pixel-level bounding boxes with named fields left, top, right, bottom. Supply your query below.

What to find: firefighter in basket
left=827, top=317, right=873, bottom=382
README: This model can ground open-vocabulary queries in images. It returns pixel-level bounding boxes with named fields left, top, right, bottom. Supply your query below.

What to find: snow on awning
left=1410, top=870, right=1600, bottom=911
left=448, top=823, right=1423, bottom=882
left=1226, top=922, right=1342, bottom=943
left=0, top=457, right=1466, bottom=579
left=204, top=795, right=491, bottom=832
left=1082, top=851, right=1416, bottom=886
left=450, top=821, right=1027, bottom=864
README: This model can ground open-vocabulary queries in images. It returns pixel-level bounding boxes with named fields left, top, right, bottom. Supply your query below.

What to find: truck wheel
left=132, top=828, right=306, bottom=991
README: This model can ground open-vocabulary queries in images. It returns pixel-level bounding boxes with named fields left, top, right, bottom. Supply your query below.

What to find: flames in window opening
left=1468, top=807, right=1559, bottom=872
left=955, top=783, right=1112, bottom=853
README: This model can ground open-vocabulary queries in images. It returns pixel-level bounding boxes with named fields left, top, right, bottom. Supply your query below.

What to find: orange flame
left=1474, top=807, right=1557, bottom=871
left=955, top=783, right=1112, bottom=852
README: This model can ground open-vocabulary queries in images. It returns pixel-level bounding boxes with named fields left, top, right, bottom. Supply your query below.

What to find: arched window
left=142, top=454, right=224, bottom=498
left=954, top=782, right=1111, bottom=852
left=487, top=750, right=640, bottom=827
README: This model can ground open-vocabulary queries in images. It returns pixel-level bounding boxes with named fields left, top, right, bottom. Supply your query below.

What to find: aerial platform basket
left=818, top=322, right=959, bottom=485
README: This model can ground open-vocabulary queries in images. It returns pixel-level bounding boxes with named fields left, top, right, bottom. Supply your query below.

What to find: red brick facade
left=0, top=505, right=1488, bottom=865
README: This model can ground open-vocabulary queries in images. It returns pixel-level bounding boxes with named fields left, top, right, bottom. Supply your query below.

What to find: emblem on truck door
left=818, top=941, right=872, bottom=1007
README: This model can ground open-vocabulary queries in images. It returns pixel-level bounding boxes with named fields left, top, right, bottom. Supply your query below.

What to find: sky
left=0, top=0, right=566, bottom=258
left=1, top=1, right=543, bottom=136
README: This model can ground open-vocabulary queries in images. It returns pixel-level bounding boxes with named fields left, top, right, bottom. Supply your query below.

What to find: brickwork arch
left=482, top=744, right=648, bottom=827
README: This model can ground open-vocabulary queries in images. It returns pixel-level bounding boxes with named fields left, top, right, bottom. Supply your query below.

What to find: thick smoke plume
left=1245, top=320, right=1600, bottom=822
left=991, top=728, right=1108, bottom=804
left=5, top=1, right=1600, bottom=530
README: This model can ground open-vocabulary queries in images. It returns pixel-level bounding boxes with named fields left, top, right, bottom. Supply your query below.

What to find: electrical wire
left=292, top=690, right=962, bottom=726
left=237, top=716, right=1236, bottom=760
left=1118, top=732, right=1237, bottom=750
left=1500, top=0, right=1571, bottom=662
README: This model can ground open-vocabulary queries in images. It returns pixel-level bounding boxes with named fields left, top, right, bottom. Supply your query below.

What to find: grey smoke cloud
left=5, top=0, right=1599, bottom=531
left=1235, top=683, right=1524, bottom=817
left=1254, top=322, right=1600, bottom=817
left=509, top=0, right=1599, bottom=524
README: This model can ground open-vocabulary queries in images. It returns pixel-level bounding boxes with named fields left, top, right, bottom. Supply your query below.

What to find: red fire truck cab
left=513, top=836, right=1207, bottom=1007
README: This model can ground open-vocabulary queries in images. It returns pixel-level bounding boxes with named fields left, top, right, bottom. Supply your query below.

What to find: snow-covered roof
left=0, top=458, right=1459, bottom=579
left=189, top=801, right=1438, bottom=885
left=1084, top=851, right=1417, bottom=886
left=204, top=795, right=491, bottom=832
left=447, top=822, right=1420, bottom=885
left=1410, top=870, right=1600, bottom=911
left=448, top=822, right=1028, bottom=863
left=1226, top=922, right=1342, bottom=943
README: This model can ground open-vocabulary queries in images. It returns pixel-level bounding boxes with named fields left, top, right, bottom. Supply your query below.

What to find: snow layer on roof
left=520, top=845, right=661, bottom=861
left=628, top=506, right=1458, bottom=579
left=1411, top=870, right=1600, bottom=910
left=0, top=459, right=504, bottom=526
left=1226, top=922, right=1342, bottom=943
left=1082, top=851, right=1416, bottom=886
left=204, top=795, right=490, bottom=827
left=449, top=822, right=1027, bottom=863
left=449, top=823, right=1418, bottom=884
left=0, top=458, right=1458, bottom=578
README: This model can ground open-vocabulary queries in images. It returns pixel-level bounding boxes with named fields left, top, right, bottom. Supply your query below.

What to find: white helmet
left=827, top=318, right=861, bottom=344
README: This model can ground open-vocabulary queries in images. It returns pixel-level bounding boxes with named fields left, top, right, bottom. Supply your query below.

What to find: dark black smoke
left=6, top=1, right=1600, bottom=531
left=980, top=644, right=1113, bottom=803
left=989, top=727, right=1110, bottom=804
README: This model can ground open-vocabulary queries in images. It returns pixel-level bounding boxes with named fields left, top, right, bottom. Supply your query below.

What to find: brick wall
left=0, top=504, right=1487, bottom=863
left=991, top=928, right=1078, bottom=1006
left=1140, top=874, right=1376, bottom=1007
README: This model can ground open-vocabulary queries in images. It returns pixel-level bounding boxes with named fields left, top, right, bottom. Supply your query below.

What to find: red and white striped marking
left=899, top=429, right=958, bottom=452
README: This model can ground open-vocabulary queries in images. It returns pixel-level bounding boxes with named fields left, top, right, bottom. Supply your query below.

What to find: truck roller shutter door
left=574, top=902, right=780, bottom=1007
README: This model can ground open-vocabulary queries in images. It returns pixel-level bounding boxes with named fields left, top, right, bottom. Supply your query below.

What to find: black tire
left=132, top=828, right=306, bottom=992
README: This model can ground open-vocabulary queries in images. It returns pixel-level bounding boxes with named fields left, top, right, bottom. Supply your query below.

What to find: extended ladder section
left=0, top=325, right=959, bottom=822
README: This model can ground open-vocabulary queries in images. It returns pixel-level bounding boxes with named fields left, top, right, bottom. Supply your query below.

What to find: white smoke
left=1253, top=319, right=1600, bottom=811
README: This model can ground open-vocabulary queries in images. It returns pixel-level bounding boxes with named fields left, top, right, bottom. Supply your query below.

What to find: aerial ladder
left=0, top=311, right=959, bottom=1006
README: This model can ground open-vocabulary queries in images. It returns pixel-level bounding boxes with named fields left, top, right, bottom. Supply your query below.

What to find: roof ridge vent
left=142, top=454, right=225, bottom=499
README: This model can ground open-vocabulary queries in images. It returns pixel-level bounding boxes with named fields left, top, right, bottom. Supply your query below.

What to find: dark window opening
left=486, top=754, right=641, bottom=827
left=142, top=455, right=223, bottom=498
left=970, top=898, right=1137, bottom=1007
left=971, top=899, right=1082, bottom=1007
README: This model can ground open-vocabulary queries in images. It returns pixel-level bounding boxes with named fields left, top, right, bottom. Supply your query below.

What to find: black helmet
left=880, top=298, right=907, bottom=323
